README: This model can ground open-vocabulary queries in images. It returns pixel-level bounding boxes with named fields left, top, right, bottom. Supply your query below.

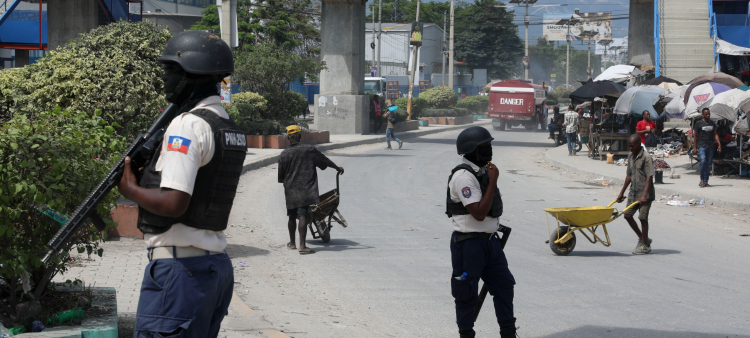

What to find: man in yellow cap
left=278, top=125, right=344, bottom=254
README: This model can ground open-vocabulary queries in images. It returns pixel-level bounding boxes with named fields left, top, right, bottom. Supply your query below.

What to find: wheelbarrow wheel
left=549, top=226, right=576, bottom=256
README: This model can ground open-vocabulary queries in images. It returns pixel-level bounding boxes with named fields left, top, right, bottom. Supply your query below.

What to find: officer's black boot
left=500, top=325, right=517, bottom=338
left=458, top=329, right=475, bottom=338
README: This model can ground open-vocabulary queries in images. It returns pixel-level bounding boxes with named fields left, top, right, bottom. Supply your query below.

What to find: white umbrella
left=594, top=65, right=646, bottom=84
left=698, top=88, right=750, bottom=121
left=683, top=82, right=733, bottom=120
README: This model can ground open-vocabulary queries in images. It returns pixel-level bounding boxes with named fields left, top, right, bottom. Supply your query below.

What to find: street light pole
left=442, top=10, right=447, bottom=86
left=566, top=25, right=570, bottom=88
left=524, top=4, right=529, bottom=81
left=448, top=0, right=455, bottom=88
left=371, top=5, right=375, bottom=74
left=407, top=0, right=421, bottom=120
left=377, top=0, right=382, bottom=77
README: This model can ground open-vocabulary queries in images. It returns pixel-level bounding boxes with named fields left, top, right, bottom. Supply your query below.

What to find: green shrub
left=263, top=91, right=307, bottom=121
left=232, top=92, right=268, bottom=117
left=0, top=21, right=171, bottom=136
left=239, top=120, right=286, bottom=135
left=456, top=95, right=489, bottom=114
left=420, top=86, right=457, bottom=109
left=394, top=97, right=427, bottom=119
left=422, top=108, right=471, bottom=117
left=0, top=107, right=127, bottom=314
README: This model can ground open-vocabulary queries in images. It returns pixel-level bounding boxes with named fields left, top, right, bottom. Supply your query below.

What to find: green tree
left=234, top=43, right=325, bottom=121
left=192, top=0, right=320, bottom=57
left=454, top=0, right=523, bottom=80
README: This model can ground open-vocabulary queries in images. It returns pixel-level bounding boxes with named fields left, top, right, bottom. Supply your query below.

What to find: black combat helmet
left=158, top=30, right=233, bottom=76
left=456, top=126, right=494, bottom=155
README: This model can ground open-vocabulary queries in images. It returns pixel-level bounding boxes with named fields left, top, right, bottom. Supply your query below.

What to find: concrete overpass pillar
left=628, top=0, right=655, bottom=67
left=314, top=0, right=369, bottom=135
left=14, top=49, right=29, bottom=67
left=48, top=0, right=99, bottom=50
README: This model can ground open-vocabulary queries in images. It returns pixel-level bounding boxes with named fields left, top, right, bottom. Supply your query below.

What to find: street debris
left=237, top=261, right=250, bottom=267
left=684, top=213, right=694, bottom=216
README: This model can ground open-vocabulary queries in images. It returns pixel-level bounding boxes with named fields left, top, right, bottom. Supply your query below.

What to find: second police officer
left=446, top=126, right=516, bottom=338
left=117, top=31, right=246, bottom=337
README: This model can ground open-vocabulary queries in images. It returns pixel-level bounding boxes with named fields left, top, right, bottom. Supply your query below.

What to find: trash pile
left=661, top=194, right=704, bottom=207
left=653, top=159, right=671, bottom=170
left=615, top=158, right=627, bottom=166
left=650, top=142, right=684, bottom=158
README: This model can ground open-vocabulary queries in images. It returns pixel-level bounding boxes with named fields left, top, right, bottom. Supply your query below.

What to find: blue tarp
left=716, top=14, right=750, bottom=48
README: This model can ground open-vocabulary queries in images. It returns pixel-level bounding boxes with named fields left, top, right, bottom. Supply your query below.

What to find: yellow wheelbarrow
left=544, top=200, right=639, bottom=255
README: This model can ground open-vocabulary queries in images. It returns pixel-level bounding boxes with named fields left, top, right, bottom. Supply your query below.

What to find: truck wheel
left=494, top=121, right=506, bottom=131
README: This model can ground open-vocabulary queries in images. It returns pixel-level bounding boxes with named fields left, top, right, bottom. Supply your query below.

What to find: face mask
left=162, top=64, right=192, bottom=104
left=477, top=144, right=493, bottom=162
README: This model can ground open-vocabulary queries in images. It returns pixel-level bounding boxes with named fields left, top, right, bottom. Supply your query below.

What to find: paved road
left=227, top=127, right=750, bottom=338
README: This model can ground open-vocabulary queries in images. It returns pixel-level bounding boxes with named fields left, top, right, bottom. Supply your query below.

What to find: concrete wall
left=48, top=0, right=99, bottom=50
left=320, top=0, right=367, bottom=95
left=628, top=0, right=655, bottom=66
left=131, top=0, right=207, bottom=16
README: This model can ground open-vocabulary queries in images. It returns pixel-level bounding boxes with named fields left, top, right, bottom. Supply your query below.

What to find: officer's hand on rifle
left=486, top=161, right=499, bottom=182
left=118, top=157, right=138, bottom=201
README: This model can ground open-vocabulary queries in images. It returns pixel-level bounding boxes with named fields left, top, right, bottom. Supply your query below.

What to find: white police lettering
left=224, top=131, right=247, bottom=147
left=500, top=98, right=524, bottom=105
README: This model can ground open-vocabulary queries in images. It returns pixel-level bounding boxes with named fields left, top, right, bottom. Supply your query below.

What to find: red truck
left=488, top=79, right=547, bottom=131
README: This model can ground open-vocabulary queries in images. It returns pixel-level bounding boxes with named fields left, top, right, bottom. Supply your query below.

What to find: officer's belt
left=453, top=232, right=495, bottom=243
left=149, top=246, right=223, bottom=260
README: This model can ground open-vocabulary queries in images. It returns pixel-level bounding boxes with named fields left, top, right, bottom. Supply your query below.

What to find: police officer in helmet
left=118, top=31, right=246, bottom=337
left=447, top=126, right=516, bottom=338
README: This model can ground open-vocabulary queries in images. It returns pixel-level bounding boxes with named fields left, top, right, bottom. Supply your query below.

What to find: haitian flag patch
left=462, top=187, right=472, bottom=198
left=167, top=136, right=191, bottom=154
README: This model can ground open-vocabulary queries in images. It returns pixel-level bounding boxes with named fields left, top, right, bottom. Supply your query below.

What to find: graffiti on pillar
left=319, top=95, right=347, bottom=120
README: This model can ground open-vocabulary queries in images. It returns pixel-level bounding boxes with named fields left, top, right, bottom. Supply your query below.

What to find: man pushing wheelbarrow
left=546, top=135, right=655, bottom=256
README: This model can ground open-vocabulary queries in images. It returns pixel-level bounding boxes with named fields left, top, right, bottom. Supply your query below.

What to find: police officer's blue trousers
left=134, top=253, right=234, bottom=338
left=450, top=232, right=516, bottom=332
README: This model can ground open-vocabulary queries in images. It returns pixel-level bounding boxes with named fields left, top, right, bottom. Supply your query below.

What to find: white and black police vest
left=137, top=109, right=247, bottom=234
left=445, top=164, right=503, bottom=219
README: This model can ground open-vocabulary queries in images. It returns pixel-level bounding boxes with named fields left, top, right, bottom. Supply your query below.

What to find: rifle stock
left=473, top=224, right=512, bottom=322
left=41, top=104, right=179, bottom=264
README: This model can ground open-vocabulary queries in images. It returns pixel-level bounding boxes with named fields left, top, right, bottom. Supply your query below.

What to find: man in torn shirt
left=278, top=125, right=344, bottom=254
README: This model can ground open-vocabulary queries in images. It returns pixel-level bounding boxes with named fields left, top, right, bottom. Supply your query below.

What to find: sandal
left=286, top=242, right=297, bottom=250
left=298, top=247, right=315, bottom=255
left=704, top=183, right=712, bottom=187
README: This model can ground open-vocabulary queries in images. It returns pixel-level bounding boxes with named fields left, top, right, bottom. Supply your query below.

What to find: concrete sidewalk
left=242, top=120, right=491, bottom=173
left=544, top=143, right=750, bottom=211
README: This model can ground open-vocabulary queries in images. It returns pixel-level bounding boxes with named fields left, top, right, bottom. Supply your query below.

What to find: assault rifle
left=473, top=224, right=512, bottom=322
left=41, top=104, right=180, bottom=264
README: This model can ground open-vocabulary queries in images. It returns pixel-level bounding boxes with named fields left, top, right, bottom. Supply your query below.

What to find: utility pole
left=523, top=4, right=529, bottom=81
left=377, top=0, right=382, bottom=77
left=371, top=5, right=376, bottom=75
left=448, top=0, right=455, bottom=88
left=442, top=10, right=447, bottom=86
left=556, top=14, right=580, bottom=88
left=580, top=31, right=598, bottom=80
left=407, top=0, right=421, bottom=120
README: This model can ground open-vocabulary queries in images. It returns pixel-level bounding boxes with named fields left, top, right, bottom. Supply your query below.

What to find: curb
left=24, top=287, right=118, bottom=338
left=543, top=149, right=750, bottom=211
left=241, top=120, right=490, bottom=174
left=226, top=293, right=291, bottom=338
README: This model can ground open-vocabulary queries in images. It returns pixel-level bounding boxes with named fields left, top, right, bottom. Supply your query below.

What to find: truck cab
left=364, top=77, right=387, bottom=98
left=488, top=79, right=547, bottom=131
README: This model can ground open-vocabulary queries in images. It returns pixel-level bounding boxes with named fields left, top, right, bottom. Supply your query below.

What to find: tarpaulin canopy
left=684, top=82, right=733, bottom=119
left=594, top=65, right=647, bottom=84
left=643, top=76, right=683, bottom=87
left=689, top=72, right=744, bottom=89
left=698, top=88, right=750, bottom=121
left=569, top=81, right=627, bottom=103
left=614, top=86, right=667, bottom=117
left=716, top=39, right=750, bottom=56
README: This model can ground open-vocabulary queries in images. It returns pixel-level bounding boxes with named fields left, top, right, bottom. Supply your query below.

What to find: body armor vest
left=446, top=164, right=503, bottom=219
left=137, top=109, right=247, bottom=234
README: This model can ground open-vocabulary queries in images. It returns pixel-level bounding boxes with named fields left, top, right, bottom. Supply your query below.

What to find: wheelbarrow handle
left=336, top=171, right=341, bottom=195
left=618, top=201, right=641, bottom=215
left=607, top=199, right=619, bottom=207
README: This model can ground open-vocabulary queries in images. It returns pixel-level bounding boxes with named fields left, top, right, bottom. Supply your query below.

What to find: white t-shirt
left=448, top=157, right=501, bottom=234
left=144, top=96, right=230, bottom=252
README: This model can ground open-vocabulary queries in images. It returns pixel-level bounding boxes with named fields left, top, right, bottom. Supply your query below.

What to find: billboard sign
left=543, top=13, right=612, bottom=42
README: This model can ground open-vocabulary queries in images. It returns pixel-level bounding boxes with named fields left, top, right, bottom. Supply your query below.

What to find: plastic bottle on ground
left=47, top=307, right=85, bottom=326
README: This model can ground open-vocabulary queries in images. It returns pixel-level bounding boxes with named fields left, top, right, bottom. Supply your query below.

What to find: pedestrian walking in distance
left=693, top=108, right=721, bottom=187
left=617, top=134, right=656, bottom=255
left=383, top=105, right=403, bottom=149
left=446, top=126, right=516, bottom=338
left=636, top=110, right=656, bottom=146
left=564, top=107, right=581, bottom=155
left=372, top=95, right=384, bottom=133
left=278, top=125, right=344, bottom=254
left=117, top=31, right=243, bottom=337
